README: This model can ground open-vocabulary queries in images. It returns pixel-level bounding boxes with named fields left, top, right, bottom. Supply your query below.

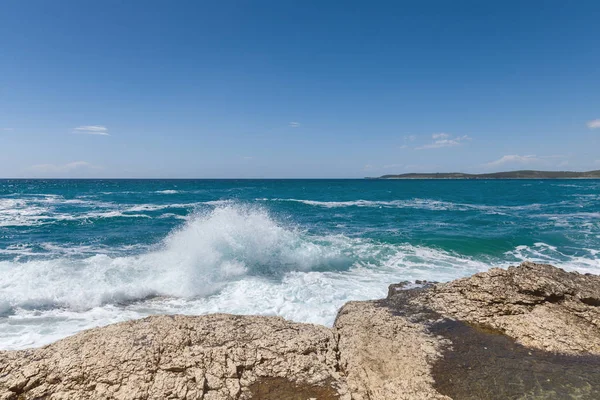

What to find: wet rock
left=429, top=317, right=600, bottom=399
left=248, top=377, right=340, bottom=400
left=416, top=261, right=600, bottom=354
left=380, top=262, right=600, bottom=399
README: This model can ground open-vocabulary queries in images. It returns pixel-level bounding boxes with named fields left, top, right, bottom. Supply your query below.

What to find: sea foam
left=0, top=205, right=345, bottom=311
left=1, top=203, right=598, bottom=350
left=0, top=204, right=493, bottom=349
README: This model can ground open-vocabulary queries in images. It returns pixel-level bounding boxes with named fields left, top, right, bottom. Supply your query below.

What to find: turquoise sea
left=1, top=179, right=599, bottom=349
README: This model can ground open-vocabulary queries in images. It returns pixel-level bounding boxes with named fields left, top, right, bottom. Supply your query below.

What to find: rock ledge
left=2, top=262, right=600, bottom=399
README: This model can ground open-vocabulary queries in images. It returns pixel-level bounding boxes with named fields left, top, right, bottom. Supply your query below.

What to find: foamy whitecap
left=155, top=190, right=180, bottom=194
left=0, top=206, right=343, bottom=311
left=0, top=204, right=494, bottom=349
left=256, top=198, right=547, bottom=213
left=1, top=200, right=599, bottom=351
left=0, top=198, right=193, bottom=227
left=505, top=243, right=600, bottom=274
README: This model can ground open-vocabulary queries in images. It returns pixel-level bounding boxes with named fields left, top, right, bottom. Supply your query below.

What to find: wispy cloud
left=2, top=128, right=13, bottom=131
left=73, top=125, right=109, bottom=135
left=382, top=163, right=405, bottom=170
left=398, top=135, right=417, bottom=148
left=416, top=133, right=471, bottom=150
left=587, top=119, right=600, bottom=129
left=29, top=161, right=99, bottom=174
left=363, top=163, right=405, bottom=172
left=289, top=122, right=300, bottom=128
left=363, top=164, right=376, bottom=172
left=484, top=154, right=569, bottom=169
left=363, top=163, right=439, bottom=173
left=485, top=154, right=540, bottom=167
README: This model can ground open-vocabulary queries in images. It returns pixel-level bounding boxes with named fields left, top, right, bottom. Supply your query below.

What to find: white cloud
left=363, top=164, right=376, bottom=171
left=363, top=163, right=439, bottom=172
left=289, top=122, right=300, bottom=128
left=416, top=134, right=471, bottom=150
left=2, top=128, right=13, bottom=131
left=73, top=125, right=109, bottom=135
left=587, top=119, right=600, bottom=129
left=29, top=161, right=98, bottom=174
left=484, top=154, right=541, bottom=168
left=404, top=135, right=417, bottom=141
left=484, top=154, right=570, bottom=169
left=382, top=163, right=405, bottom=170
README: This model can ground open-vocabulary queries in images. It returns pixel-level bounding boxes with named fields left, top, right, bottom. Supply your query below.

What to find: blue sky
left=1, top=0, right=599, bottom=178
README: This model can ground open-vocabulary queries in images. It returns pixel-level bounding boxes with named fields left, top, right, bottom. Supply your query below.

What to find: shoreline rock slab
left=334, top=301, right=450, bottom=400
left=2, top=262, right=600, bottom=399
left=0, top=314, right=346, bottom=400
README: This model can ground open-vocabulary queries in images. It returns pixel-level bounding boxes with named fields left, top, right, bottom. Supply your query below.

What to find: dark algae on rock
left=431, top=319, right=600, bottom=399
left=248, top=377, right=340, bottom=400
left=380, top=262, right=600, bottom=399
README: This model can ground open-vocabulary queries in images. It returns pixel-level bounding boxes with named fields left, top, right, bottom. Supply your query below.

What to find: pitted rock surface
left=0, top=314, right=346, bottom=400
left=2, top=262, right=600, bottom=400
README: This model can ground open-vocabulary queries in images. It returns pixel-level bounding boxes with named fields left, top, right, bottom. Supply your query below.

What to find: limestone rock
left=0, top=314, right=346, bottom=400
left=334, top=301, right=449, bottom=400
left=2, top=262, right=600, bottom=400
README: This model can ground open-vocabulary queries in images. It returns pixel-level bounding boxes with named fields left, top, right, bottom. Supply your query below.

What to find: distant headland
left=371, top=170, right=600, bottom=179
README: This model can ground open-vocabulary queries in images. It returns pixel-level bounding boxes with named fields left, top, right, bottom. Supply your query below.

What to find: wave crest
left=0, top=205, right=346, bottom=311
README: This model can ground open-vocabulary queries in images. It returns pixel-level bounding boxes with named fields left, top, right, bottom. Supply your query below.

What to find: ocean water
left=0, top=179, right=599, bottom=350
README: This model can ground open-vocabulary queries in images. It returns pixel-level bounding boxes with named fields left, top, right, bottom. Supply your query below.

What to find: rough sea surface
left=0, top=179, right=598, bottom=350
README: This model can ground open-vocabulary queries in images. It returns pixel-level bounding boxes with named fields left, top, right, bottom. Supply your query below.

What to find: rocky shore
left=2, top=262, right=600, bottom=399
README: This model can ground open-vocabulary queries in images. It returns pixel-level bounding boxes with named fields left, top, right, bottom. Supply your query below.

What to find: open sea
left=1, top=179, right=599, bottom=350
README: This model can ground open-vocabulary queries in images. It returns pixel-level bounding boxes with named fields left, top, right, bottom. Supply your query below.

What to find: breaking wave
left=0, top=205, right=349, bottom=312
left=1, top=198, right=598, bottom=350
